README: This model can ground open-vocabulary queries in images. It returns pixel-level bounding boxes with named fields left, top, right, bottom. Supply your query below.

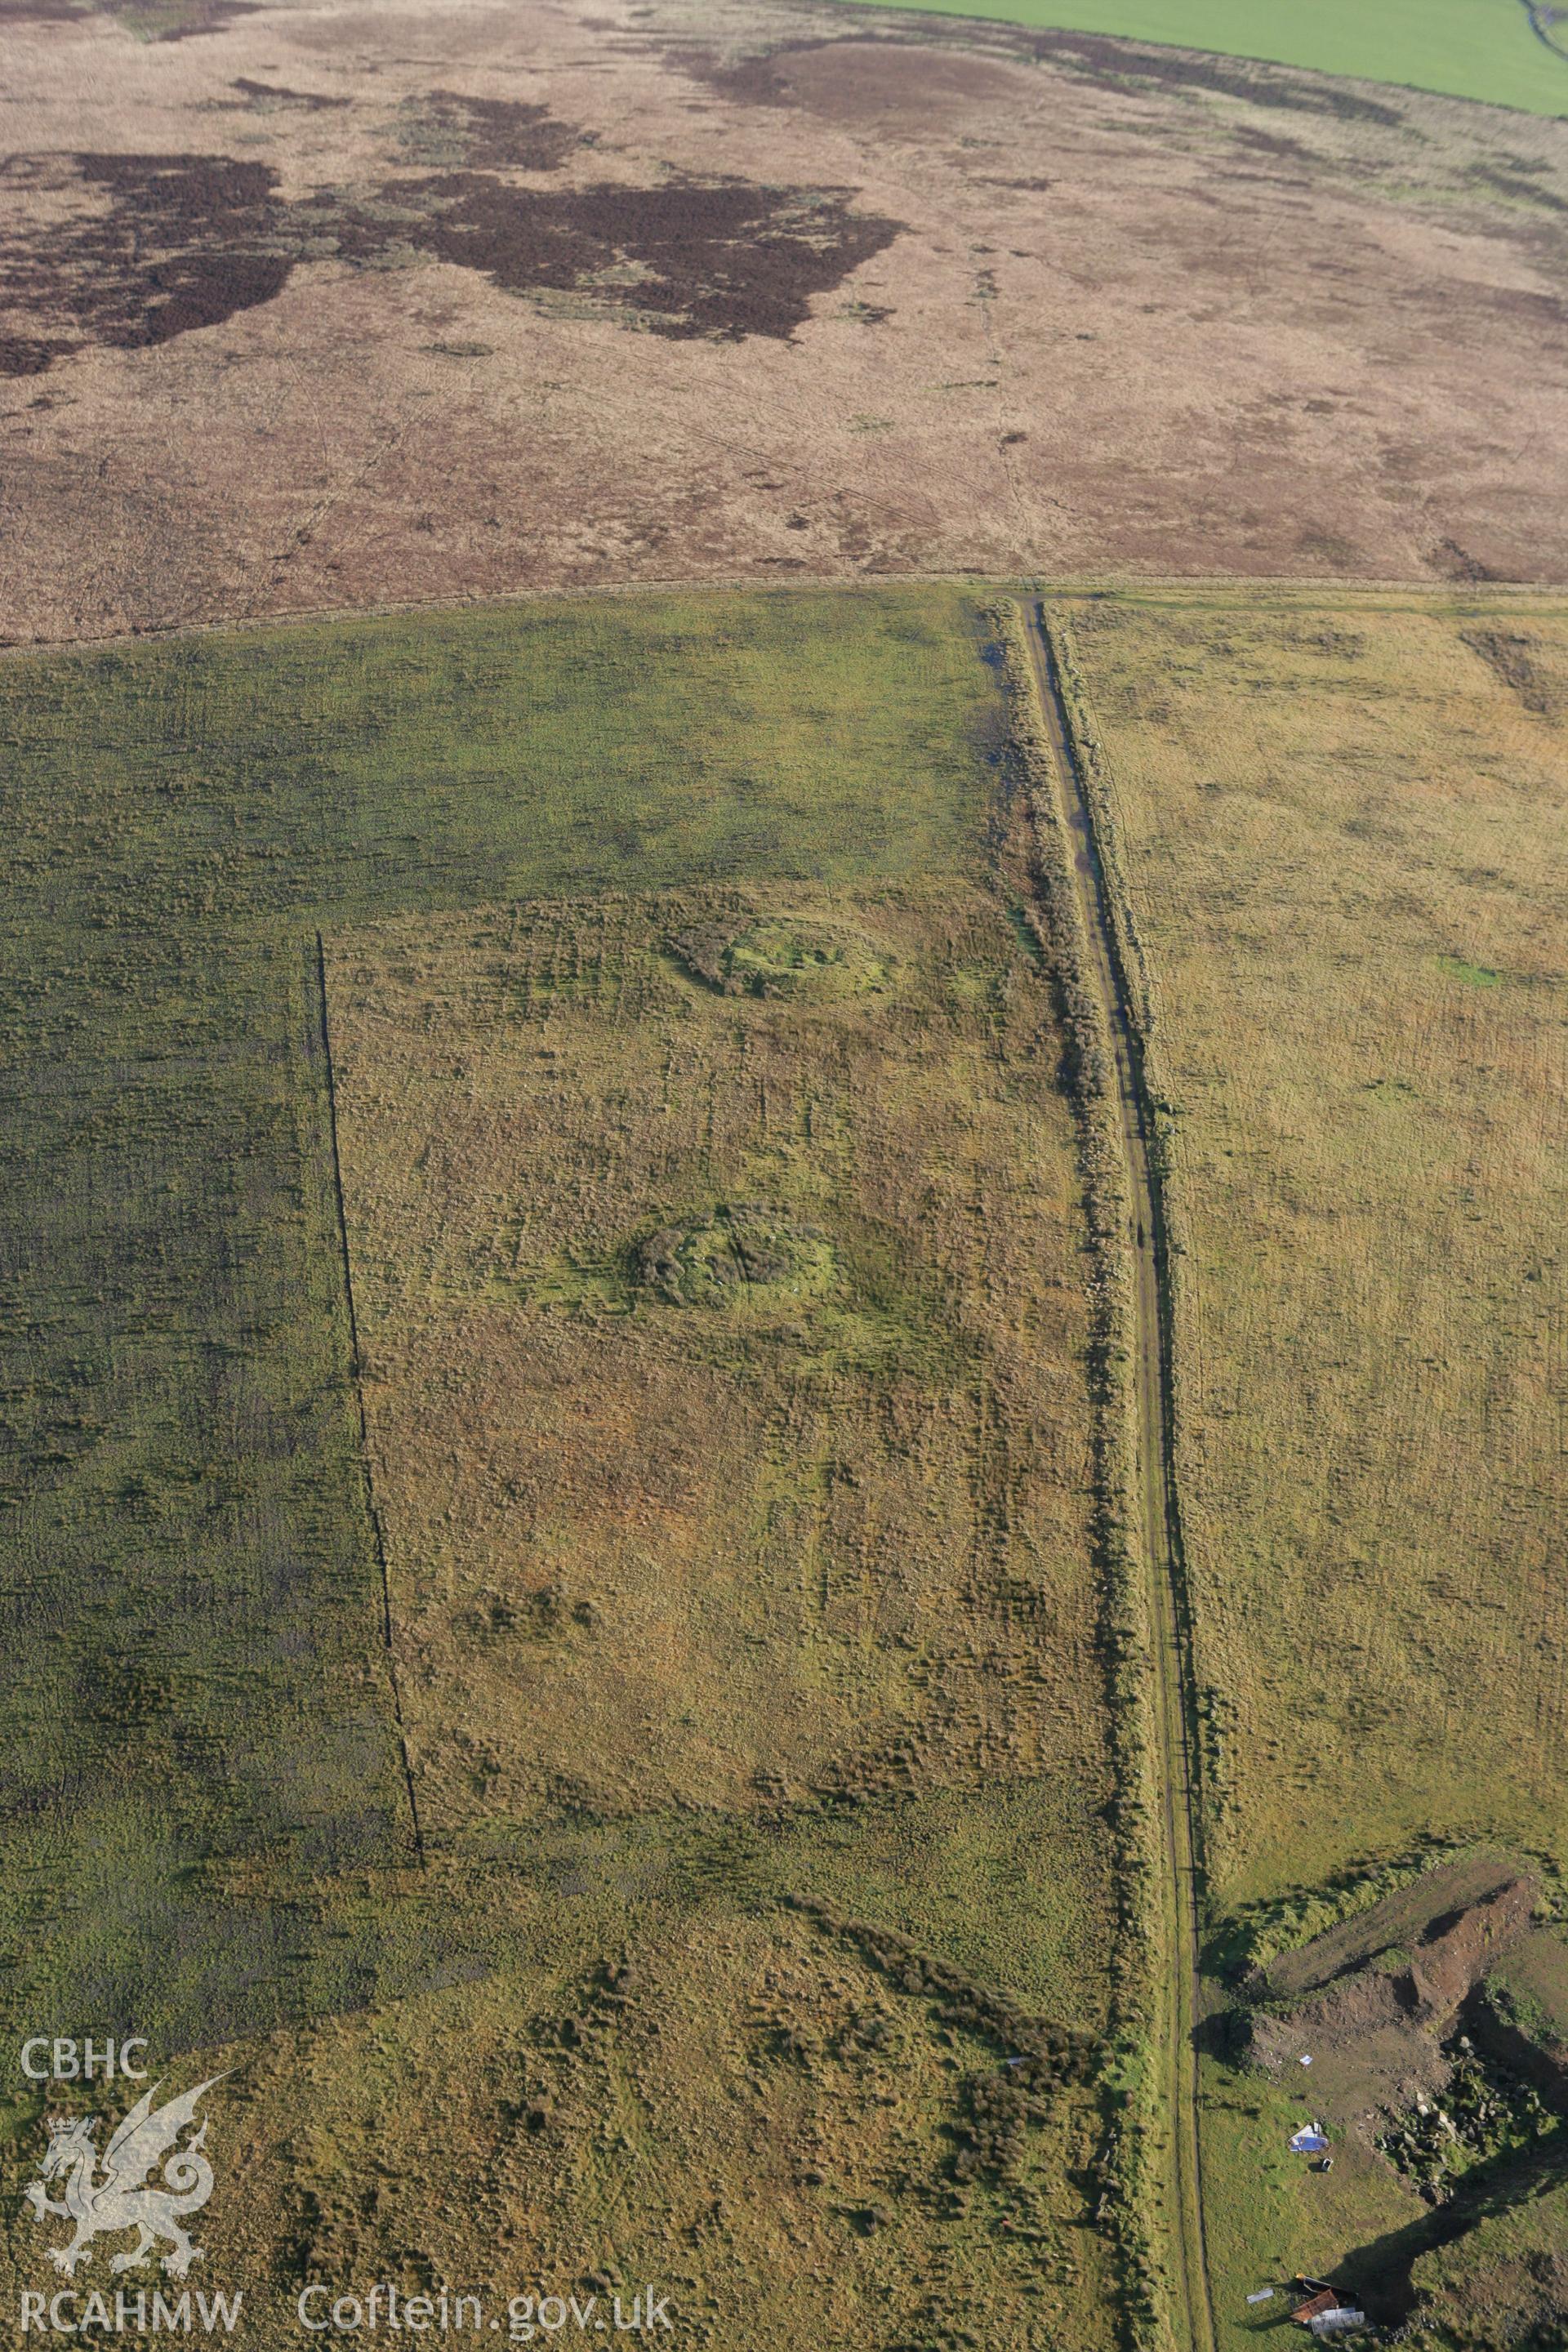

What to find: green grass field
left=0, top=590, right=1009, bottom=2038
left=0, top=585, right=1009, bottom=1998
left=840, top=0, right=1566, bottom=118
left=1058, top=586, right=1568, bottom=2343
left=0, top=588, right=1131, bottom=2348
left=11, top=580, right=1565, bottom=2338
left=1059, top=590, right=1568, bottom=1918
left=326, top=884, right=1107, bottom=1851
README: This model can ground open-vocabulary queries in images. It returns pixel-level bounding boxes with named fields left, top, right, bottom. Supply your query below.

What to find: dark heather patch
left=230, top=78, right=351, bottom=111
left=0, top=154, right=292, bottom=365
left=672, top=33, right=1031, bottom=118
left=665, top=38, right=826, bottom=109
left=1461, top=628, right=1561, bottom=715
left=0, top=335, right=73, bottom=372
left=393, top=91, right=581, bottom=170
left=323, top=174, right=901, bottom=341
left=1469, top=283, right=1568, bottom=334
left=0, top=146, right=903, bottom=372
left=0, top=0, right=261, bottom=35
left=1433, top=537, right=1502, bottom=584
left=1232, top=123, right=1320, bottom=164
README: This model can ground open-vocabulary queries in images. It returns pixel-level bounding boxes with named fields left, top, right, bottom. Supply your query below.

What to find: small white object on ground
left=1246, top=2289, right=1276, bottom=2305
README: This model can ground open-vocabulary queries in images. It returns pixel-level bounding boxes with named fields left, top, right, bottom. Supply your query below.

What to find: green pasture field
left=1486, top=1926, right=1568, bottom=2048
left=840, top=0, right=1565, bottom=118
left=1197, top=2051, right=1416, bottom=2349
left=16, top=574, right=1566, bottom=2336
left=0, top=586, right=1131, bottom=2346
left=0, top=588, right=1013, bottom=2041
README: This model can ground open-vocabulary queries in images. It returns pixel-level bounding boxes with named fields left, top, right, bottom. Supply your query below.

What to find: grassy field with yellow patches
left=0, top=586, right=1129, bottom=2348
left=1063, top=594, right=1568, bottom=1918
left=329, top=885, right=1106, bottom=1850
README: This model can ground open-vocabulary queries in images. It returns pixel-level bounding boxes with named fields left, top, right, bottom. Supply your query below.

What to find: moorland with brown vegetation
left=3, top=0, right=1568, bottom=638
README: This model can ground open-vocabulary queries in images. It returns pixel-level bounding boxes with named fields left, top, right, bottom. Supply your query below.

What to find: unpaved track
left=1021, top=602, right=1217, bottom=2352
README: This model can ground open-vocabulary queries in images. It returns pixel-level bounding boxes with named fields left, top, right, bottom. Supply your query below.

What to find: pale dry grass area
left=328, top=884, right=1107, bottom=1846
left=1065, top=594, right=1568, bottom=1912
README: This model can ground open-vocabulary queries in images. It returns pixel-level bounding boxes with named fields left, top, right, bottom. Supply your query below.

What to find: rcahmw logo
left=18, top=2041, right=242, bottom=2336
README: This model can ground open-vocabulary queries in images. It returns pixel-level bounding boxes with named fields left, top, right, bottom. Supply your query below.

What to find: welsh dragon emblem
left=24, top=2077, right=225, bottom=2278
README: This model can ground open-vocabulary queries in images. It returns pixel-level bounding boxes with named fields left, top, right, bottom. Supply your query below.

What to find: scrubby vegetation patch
left=671, top=913, right=894, bottom=1000
left=635, top=1205, right=838, bottom=1311
left=1377, top=2034, right=1558, bottom=2203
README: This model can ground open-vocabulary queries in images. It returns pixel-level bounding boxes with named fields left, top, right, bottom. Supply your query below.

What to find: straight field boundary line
left=1018, top=600, right=1217, bottom=2352
left=1, top=570, right=1563, bottom=662
left=313, top=928, right=428, bottom=1872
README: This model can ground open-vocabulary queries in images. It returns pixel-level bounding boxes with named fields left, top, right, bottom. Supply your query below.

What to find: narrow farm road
left=1020, top=602, right=1218, bottom=2352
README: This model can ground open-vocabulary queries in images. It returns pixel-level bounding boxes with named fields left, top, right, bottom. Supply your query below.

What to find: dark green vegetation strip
left=0, top=588, right=1000, bottom=2045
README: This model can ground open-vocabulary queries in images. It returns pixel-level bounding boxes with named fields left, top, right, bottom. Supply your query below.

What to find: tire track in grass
left=1019, top=600, right=1216, bottom=2352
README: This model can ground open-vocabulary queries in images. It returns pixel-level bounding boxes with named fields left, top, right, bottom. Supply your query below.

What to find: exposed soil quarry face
left=1245, top=1875, right=1543, bottom=2131
left=3, top=0, right=1568, bottom=636
left=1249, top=1869, right=1537, bottom=2062
left=1231, top=1865, right=1568, bottom=2328
left=1263, top=1855, right=1536, bottom=2007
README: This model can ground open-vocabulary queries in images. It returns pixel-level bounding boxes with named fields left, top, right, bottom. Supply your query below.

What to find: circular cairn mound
left=675, top=915, right=891, bottom=1000
left=635, top=1204, right=837, bottom=1310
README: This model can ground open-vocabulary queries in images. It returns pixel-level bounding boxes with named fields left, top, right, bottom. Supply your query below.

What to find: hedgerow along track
left=1021, top=600, right=1217, bottom=2352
